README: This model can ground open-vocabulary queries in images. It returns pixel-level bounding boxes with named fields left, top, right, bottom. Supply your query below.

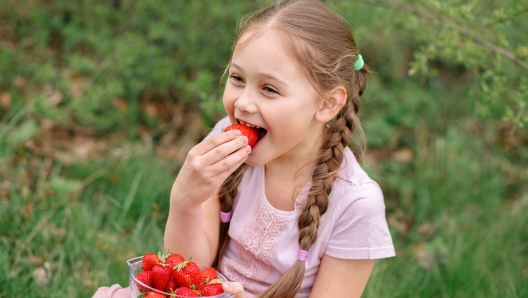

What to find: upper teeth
left=239, top=120, right=261, bottom=129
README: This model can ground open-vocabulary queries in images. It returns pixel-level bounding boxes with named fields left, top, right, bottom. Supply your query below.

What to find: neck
left=265, top=128, right=324, bottom=188
left=264, top=157, right=316, bottom=211
left=265, top=155, right=314, bottom=185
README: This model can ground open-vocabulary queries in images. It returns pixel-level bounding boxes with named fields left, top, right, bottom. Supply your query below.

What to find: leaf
left=516, top=46, right=528, bottom=60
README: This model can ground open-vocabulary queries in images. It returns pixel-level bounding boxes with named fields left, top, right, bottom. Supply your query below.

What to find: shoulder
left=337, top=147, right=376, bottom=187
left=330, top=147, right=385, bottom=216
left=322, top=150, right=395, bottom=259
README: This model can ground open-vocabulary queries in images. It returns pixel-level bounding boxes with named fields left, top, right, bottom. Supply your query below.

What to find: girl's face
left=223, top=30, right=325, bottom=167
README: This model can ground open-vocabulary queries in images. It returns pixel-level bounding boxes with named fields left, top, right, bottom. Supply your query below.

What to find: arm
left=164, top=130, right=250, bottom=265
left=164, top=194, right=223, bottom=266
left=310, top=254, right=375, bottom=298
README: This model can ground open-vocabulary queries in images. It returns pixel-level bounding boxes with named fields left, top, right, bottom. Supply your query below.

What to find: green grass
left=0, top=151, right=175, bottom=297
left=1, top=119, right=527, bottom=297
left=363, top=128, right=528, bottom=297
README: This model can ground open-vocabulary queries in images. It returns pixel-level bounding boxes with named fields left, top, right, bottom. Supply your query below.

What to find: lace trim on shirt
left=221, top=197, right=290, bottom=295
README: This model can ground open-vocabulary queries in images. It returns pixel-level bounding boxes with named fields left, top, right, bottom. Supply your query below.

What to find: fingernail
left=234, top=130, right=242, bottom=136
left=241, top=136, right=248, bottom=144
left=223, top=282, right=232, bottom=291
left=245, top=145, right=251, bottom=153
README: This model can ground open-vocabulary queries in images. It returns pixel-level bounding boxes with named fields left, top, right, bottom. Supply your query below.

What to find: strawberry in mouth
left=224, top=121, right=267, bottom=148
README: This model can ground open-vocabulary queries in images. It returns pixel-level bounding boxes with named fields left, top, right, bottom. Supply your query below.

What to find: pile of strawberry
left=136, top=251, right=225, bottom=297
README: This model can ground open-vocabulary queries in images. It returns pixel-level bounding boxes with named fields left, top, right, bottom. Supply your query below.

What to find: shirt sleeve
left=325, top=181, right=396, bottom=259
left=204, top=116, right=231, bottom=140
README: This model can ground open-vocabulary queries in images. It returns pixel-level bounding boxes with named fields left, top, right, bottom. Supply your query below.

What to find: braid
left=349, top=66, right=368, bottom=161
left=298, top=86, right=357, bottom=248
left=297, top=66, right=368, bottom=254
left=212, top=163, right=247, bottom=269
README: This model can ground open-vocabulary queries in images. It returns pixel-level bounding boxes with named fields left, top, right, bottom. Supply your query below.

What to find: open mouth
left=237, top=119, right=267, bottom=143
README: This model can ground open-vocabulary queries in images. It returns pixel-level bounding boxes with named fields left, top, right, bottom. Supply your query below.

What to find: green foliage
left=1, top=0, right=527, bottom=297
left=2, top=0, right=526, bottom=134
left=337, top=0, right=528, bottom=129
left=1, top=0, right=265, bottom=133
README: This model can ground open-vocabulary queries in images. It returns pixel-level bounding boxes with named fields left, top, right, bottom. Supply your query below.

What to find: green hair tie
left=354, top=54, right=364, bottom=71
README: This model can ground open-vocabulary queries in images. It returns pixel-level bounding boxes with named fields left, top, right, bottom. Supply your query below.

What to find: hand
left=170, top=130, right=251, bottom=208
left=222, top=282, right=246, bottom=298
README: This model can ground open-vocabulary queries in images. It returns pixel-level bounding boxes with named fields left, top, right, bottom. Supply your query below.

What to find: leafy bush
left=1, top=0, right=266, bottom=134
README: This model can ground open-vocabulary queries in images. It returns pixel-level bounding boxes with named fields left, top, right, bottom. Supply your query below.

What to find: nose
left=235, top=89, right=258, bottom=114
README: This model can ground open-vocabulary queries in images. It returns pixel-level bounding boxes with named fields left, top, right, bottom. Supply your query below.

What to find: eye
left=263, top=86, right=279, bottom=95
left=230, top=74, right=244, bottom=84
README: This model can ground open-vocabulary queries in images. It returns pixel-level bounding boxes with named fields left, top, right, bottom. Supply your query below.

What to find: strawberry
left=144, top=291, right=166, bottom=298
left=200, top=283, right=225, bottom=296
left=151, top=264, right=173, bottom=291
left=224, top=124, right=260, bottom=148
left=135, top=271, right=153, bottom=292
left=165, top=252, right=185, bottom=268
left=201, top=267, right=218, bottom=284
left=165, top=276, right=177, bottom=292
left=142, top=252, right=161, bottom=271
left=175, top=287, right=199, bottom=297
left=173, top=257, right=203, bottom=288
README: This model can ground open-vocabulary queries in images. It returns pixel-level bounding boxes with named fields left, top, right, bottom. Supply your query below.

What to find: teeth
left=239, top=120, right=261, bottom=129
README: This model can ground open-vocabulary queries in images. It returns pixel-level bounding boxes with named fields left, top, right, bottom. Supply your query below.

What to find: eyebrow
left=230, top=63, right=289, bottom=88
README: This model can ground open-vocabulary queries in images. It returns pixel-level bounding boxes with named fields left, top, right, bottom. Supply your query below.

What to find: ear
left=314, top=86, right=347, bottom=123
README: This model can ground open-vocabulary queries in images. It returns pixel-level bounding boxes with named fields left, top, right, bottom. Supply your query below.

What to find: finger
left=222, top=282, right=246, bottom=298
left=193, top=130, right=242, bottom=156
left=202, top=135, right=248, bottom=166
left=208, top=145, right=251, bottom=178
left=208, top=149, right=249, bottom=183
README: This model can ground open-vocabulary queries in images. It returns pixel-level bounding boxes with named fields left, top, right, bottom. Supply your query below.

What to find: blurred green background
left=1, top=0, right=527, bottom=297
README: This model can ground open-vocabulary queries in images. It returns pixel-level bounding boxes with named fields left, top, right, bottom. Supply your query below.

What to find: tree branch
left=359, top=0, right=528, bottom=71
left=460, top=29, right=528, bottom=70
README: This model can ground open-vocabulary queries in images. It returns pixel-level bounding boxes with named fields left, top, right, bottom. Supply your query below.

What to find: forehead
left=231, top=30, right=306, bottom=80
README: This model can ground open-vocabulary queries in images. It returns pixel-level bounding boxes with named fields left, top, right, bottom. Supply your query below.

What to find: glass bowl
left=127, top=256, right=235, bottom=298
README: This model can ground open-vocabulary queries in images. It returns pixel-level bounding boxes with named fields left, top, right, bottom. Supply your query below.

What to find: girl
left=93, top=0, right=394, bottom=297
left=165, top=1, right=395, bottom=297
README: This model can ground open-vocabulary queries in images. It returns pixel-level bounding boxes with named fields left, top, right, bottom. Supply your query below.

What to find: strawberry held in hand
left=224, top=123, right=261, bottom=148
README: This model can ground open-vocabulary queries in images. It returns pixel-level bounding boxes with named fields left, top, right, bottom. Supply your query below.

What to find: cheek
left=222, top=87, right=234, bottom=114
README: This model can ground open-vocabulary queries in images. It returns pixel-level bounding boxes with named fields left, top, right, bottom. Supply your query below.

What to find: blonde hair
left=213, top=1, right=369, bottom=297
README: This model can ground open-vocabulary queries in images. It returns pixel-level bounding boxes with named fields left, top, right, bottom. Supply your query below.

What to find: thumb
left=222, top=282, right=246, bottom=298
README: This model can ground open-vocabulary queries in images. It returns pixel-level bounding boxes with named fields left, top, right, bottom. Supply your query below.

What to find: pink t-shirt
left=207, top=118, right=395, bottom=298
